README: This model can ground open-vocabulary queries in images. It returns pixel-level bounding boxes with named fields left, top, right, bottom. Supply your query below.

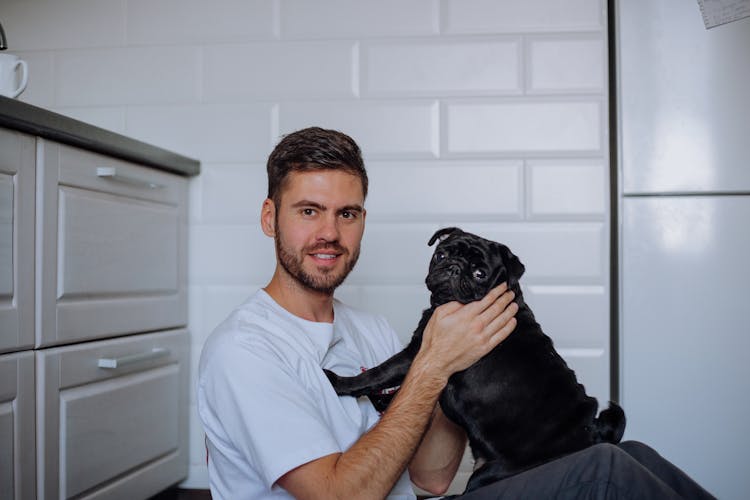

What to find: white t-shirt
left=197, top=289, right=417, bottom=500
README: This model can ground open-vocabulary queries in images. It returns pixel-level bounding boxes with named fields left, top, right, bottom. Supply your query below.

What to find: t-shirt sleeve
left=199, top=335, right=342, bottom=489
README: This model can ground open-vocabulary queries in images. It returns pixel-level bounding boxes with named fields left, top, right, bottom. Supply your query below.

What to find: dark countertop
left=0, top=96, right=200, bottom=177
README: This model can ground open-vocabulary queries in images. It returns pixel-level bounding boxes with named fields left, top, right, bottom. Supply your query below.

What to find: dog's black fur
left=324, top=227, right=625, bottom=494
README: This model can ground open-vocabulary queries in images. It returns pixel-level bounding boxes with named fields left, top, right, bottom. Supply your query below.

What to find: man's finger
left=489, top=316, right=517, bottom=346
left=476, top=289, right=515, bottom=324
left=484, top=300, right=519, bottom=337
left=464, top=282, right=508, bottom=314
left=434, top=300, right=462, bottom=316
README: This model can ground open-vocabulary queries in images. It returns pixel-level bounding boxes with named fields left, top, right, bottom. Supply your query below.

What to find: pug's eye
left=472, top=269, right=487, bottom=280
left=434, top=252, right=446, bottom=263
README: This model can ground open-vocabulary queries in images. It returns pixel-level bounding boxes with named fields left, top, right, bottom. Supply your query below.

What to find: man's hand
left=417, top=283, right=518, bottom=381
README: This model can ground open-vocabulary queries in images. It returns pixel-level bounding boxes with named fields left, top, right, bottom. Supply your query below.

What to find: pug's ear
left=499, top=244, right=525, bottom=287
left=428, top=227, right=463, bottom=246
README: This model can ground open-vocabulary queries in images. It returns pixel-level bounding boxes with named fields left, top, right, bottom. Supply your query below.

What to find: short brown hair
left=266, top=127, right=368, bottom=206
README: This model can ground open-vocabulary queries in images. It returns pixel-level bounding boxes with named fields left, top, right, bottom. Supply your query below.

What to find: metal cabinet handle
left=98, top=347, right=170, bottom=369
left=96, top=167, right=165, bottom=189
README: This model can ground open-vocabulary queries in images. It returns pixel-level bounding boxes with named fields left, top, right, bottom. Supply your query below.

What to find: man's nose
left=317, top=213, right=340, bottom=241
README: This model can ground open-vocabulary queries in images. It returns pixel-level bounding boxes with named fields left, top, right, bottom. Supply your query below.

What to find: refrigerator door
left=621, top=195, right=750, bottom=499
left=619, top=0, right=750, bottom=194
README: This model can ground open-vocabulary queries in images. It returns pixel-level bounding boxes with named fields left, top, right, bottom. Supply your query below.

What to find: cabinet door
left=0, top=351, right=35, bottom=500
left=37, top=140, right=188, bottom=347
left=0, top=129, right=35, bottom=353
left=37, top=329, right=189, bottom=500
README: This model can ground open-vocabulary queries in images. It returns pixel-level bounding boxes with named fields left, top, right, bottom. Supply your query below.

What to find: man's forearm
left=409, top=406, right=467, bottom=494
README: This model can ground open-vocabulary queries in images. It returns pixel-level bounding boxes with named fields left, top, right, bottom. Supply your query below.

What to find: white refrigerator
left=616, top=1, right=750, bottom=499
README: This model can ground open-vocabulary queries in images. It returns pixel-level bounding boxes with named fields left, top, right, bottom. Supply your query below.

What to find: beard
left=274, top=222, right=360, bottom=295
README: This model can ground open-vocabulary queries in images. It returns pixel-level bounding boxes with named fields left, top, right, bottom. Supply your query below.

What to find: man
left=198, top=127, right=714, bottom=499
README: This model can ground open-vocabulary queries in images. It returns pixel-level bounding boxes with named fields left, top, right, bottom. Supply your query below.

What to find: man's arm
left=277, top=284, right=518, bottom=499
left=408, top=406, right=467, bottom=494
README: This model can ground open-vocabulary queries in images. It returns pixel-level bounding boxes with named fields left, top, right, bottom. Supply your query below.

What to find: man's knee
left=618, top=440, right=654, bottom=458
left=587, top=442, right=623, bottom=461
left=579, top=443, right=640, bottom=478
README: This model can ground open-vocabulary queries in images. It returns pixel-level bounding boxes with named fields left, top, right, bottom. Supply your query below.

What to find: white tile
left=365, top=160, right=523, bottom=221
left=558, top=349, right=609, bottom=406
left=347, top=223, right=441, bottom=286
left=200, top=164, right=268, bottom=223
left=56, top=47, right=200, bottom=106
left=456, top=222, right=605, bottom=281
left=363, top=38, right=521, bottom=97
left=443, top=0, right=603, bottom=34
left=181, top=464, right=209, bottom=489
left=445, top=100, right=602, bottom=154
left=528, top=37, right=605, bottom=93
left=187, top=286, right=204, bottom=348
left=279, top=101, right=439, bottom=159
left=281, top=0, right=438, bottom=39
left=203, top=41, right=356, bottom=101
left=202, top=285, right=257, bottom=337
left=126, top=103, right=274, bottom=162
left=187, top=404, right=207, bottom=466
left=1, top=0, right=126, bottom=50
left=53, top=107, right=127, bottom=134
left=14, top=51, right=55, bottom=108
left=359, top=286, right=432, bottom=345
left=524, top=285, right=607, bottom=347
left=188, top=176, right=203, bottom=224
left=189, top=340, right=202, bottom=405
left=189, top=224, right=275, bottom=285
left=127, top=0, right=276, bottom=44
left=528, top=160, right=606, bottom=217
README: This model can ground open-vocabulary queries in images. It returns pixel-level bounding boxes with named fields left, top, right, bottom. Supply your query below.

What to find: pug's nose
left=448, top=264, right=461, bottom=277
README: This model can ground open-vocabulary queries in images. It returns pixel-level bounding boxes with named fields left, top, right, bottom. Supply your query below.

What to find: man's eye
left=302, top=208, right=316, bottom=216
left=341, top=211, right=355, bottom=219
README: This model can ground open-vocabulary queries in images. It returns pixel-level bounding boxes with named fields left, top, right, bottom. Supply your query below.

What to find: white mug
left=0, top=53, right=29, bottom=98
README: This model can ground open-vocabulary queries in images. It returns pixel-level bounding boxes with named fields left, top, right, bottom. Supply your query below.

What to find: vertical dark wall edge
left=607, top=0, right=621, bottom=404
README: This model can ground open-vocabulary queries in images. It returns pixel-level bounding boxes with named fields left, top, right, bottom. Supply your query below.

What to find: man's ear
left=261, top=198, right=276, bottom=237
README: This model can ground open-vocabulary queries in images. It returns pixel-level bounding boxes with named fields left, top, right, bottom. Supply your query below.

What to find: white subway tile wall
left=362, top=38, right=522, bottom=97
left=6, top=0, right=610, bottom=490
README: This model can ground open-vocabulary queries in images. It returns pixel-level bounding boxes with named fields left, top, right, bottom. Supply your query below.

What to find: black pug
left=324, top=227, right=625, bottom=494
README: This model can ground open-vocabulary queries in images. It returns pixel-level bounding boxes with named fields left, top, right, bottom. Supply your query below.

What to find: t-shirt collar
left=257, top=289, right=342, bottom=363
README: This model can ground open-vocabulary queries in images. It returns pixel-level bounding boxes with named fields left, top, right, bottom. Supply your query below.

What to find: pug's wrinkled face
left=425, top=228, right=524, bottom=307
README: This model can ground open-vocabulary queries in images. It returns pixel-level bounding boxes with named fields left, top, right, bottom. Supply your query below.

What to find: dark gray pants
left=456, top=441, right=715, bottom=499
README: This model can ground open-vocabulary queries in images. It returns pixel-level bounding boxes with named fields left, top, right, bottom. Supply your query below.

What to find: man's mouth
left=312, top=253, right=338, bottom=260
left=308, top=247, right=346, bottom=266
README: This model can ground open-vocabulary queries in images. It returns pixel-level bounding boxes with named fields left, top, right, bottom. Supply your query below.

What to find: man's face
left=266, top=169, right=366, bottom=295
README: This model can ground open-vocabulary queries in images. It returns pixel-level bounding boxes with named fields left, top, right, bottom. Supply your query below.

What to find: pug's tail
left=593, top=402, right=626, bottom=444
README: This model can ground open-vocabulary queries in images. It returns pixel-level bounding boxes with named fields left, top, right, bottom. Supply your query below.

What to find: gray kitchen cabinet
left=0, top=97, right=198, bottom=499
left=33, top=140, right=191, bottom=499
left=0, top=351, right=36, bottom=500
left=0, top=128, right=35, bottom=354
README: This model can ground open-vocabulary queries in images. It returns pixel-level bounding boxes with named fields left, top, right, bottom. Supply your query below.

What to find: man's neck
left=264, top=269, right=335, bottom=323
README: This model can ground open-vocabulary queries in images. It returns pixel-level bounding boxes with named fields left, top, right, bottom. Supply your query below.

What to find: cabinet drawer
left=37, top=329, right=189, bottom=500
left=0, top=129, right=35, bottom=354
left=57, top=142, right=184, bottom=205
left=37, top=140, right=188, bottom=347
left=0, top=351, right=36, bottom=500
